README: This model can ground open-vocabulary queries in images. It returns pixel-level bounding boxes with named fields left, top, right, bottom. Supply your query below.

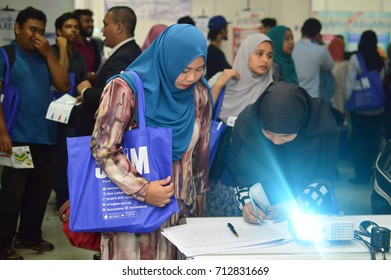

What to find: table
left=181, top=215, right=391, bottom=260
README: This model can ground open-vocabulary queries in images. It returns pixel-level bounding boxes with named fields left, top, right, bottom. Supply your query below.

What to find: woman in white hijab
left=206, top=33, right=274, bottom=217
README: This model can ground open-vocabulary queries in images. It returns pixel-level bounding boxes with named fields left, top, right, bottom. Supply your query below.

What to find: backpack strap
left=1, top=44, right=15, bottom=69
left=1, top=45, right=15, bottom=86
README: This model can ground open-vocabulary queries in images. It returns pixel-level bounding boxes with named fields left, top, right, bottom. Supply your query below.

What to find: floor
left=2, top=157, right=375, bottom=260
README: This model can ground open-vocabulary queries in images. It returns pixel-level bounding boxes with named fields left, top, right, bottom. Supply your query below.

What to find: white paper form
left=162, top=218, right=293, bottom=257
left=46, top=94, right=80, bottom=124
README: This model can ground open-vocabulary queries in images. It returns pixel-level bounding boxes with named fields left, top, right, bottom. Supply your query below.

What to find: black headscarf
left=358, top=30, right=384, bottom=72
left=258, top=82, right=338, bottom=136
left=232, top=82, right=339, bottom=204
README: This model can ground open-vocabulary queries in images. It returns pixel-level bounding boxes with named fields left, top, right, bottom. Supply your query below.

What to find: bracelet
left=81, top=87, right=88, bottom=96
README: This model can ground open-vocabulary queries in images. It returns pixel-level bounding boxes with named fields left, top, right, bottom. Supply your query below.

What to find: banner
left=312, top=11, right=391, bottom=52
left=0, top=9, right=18, bottom=45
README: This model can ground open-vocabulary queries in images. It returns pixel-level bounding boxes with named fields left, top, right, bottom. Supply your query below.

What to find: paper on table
left=162, top=218, right=293, bottom=257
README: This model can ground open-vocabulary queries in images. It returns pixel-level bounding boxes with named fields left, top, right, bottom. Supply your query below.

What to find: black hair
left=177, top=15, right=195, bottom=25
left=15, top=6, right=47, bottom=27
left=55, top=12, right=78, bottom=31
left=207, top=29, right=220, bottom=41
left=301, top=18, right=322, bottom=38
left=108, top=6, right=137, bottom=37
left=358, top=30, right=384, bottom=72
left=260, top=18, right=277, bottom=28
left=73, top=9, right=93, bottom=19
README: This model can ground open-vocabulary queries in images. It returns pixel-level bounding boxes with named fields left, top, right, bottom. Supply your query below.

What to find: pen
left=227, top=223, right=239, bottom=238
left=249, top=195, right=258, bottom=214
left=249, top=194, right=262, bottom=225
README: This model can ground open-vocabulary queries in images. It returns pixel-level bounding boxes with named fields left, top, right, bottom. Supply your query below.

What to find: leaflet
left=0, top=146, right=34, bottom=168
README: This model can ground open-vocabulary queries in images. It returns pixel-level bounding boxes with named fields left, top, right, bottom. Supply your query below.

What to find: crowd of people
left=0, top=5, right=389, bottom=260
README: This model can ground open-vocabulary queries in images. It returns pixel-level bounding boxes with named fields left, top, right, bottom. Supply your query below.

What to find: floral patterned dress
left=91, top=77, right=211, bottom=260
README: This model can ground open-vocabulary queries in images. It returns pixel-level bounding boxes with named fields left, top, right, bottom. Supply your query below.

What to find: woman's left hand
left=264, top=201, right=296, bottom=221
left=145, top=176, right=174, bottom=207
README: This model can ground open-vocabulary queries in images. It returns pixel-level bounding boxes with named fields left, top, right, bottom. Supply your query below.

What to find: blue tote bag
left=345, top=53, right=385, bottom=111
left=209, top=88, right=227, bottom=166
left=67, top=70, right=179, bottom=233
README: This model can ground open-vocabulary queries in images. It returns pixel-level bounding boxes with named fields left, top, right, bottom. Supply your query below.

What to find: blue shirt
left=0, top=42, right=56, bottom=144
left=292, top=38, right=334, bottom=98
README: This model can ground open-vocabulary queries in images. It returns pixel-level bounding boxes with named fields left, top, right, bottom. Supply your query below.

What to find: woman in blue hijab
left=91, top=24, right=212, bottom=259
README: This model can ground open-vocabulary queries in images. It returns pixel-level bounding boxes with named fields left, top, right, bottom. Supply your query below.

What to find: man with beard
left=205, top=15, right=232, bottom=80
left=74, top=6, right=142, bottom=136
left=73, top=9, right=103, bottom=83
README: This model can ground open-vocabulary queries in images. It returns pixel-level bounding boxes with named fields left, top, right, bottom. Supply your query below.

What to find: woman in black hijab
left=232, top=82, right=339, bottom=223
left=346, top=30, right=385, bottom=184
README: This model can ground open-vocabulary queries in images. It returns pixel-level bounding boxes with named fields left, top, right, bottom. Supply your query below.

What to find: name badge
left=227, top=116, right=237, bottom=127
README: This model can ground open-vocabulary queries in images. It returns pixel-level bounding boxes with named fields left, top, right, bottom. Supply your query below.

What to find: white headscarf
left=219, top=33, right=274, bottom=123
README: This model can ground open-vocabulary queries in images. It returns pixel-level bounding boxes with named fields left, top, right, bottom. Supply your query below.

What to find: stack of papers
left=162, top=218, right=293, bottom=257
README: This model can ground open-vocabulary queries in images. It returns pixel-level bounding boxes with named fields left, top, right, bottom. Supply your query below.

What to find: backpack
left=372, top=140, right=391, bottom=214
left=1, top=45, right=19, bottom=136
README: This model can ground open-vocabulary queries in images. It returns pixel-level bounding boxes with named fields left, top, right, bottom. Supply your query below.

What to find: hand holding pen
left=242, top=199, right=266, bottom=224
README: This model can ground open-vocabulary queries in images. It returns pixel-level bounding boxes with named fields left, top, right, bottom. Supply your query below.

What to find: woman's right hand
left=145, top=176, right=174, bottom=207
left=215, top=69, right=240, bottom=88
left=212, top=69, right=240, bottom=101
left=242, top=203, right=266, bottom=224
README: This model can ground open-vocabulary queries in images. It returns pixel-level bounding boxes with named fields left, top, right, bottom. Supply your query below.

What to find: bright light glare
left=290, top=213, right=324, bottom=241
left=288, top=213, right=355, bottom=241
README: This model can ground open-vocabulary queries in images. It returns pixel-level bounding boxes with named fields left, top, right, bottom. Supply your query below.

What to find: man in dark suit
left=75, top=6, right=141, bottom=135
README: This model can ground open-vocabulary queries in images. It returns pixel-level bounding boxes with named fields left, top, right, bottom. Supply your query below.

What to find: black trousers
left=0, top=143, right=55, bottom=248
left=350, top=112, right=383, bottom=180
left=54, top=123, right=77, bottom=210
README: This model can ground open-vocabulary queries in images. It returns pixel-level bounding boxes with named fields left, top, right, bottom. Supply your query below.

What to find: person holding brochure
left=51, top=12, right=87, bottom=210
left=90, top=24, right=212, bottom=260
left=0, top=7, right=70, bottom=260
left=232, top=82, right=339, bottom=224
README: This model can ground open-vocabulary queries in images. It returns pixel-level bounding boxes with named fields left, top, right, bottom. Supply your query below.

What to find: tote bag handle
left=212, top=88, right=225, bottom=122
left=118, top=70, right=147, bottom=129
left=356, top=53, right=368, bottom=75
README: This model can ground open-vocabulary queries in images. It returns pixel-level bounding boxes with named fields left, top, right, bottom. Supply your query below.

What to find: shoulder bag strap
left=2, top=45, right=15, bottom=68
left=212, top=87, right=225, bottom=121
left=356, top=53, right=368, bottom=75
left=118, top=69, right=146, bottom=129
left=1, top=47, right=11, bottom=86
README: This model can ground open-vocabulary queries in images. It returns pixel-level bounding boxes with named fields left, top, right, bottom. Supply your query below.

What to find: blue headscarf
left=124, top=24, right=209, bottom=161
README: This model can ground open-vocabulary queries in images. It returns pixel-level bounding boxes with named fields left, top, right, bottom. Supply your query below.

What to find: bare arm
left=56, top=36, right=69, bottom=71
left=211, top=69, right=240, bottom=102
left=33, top=34, right=70, bottom=92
